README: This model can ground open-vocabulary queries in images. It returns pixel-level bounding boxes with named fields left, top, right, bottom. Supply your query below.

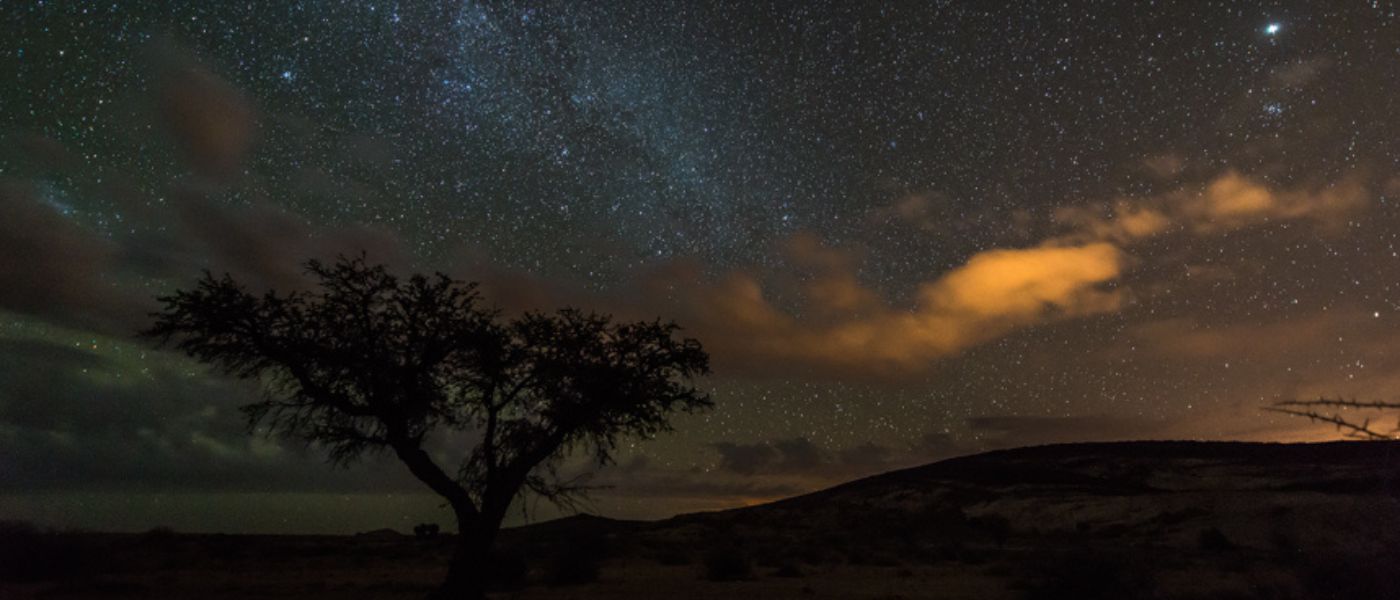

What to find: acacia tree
left=145, top=256, right=711, bottom=599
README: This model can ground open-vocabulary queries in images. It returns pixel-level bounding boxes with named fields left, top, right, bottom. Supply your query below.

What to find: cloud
left=1142, top=154, right=1186, bottom=179
left=1125, top=310, right=1400, bottom=406
left=966, top=415, right=1170, bottom=446
left=0, top=337, right=426, bottom=493
left=1187, top=171, right=1365, bottom=232
left=152, top=50, right=257, bottom=182
left=1055, top=201, right=1173, bottom=243
left=584, top=464, right=805, bottom=514
left=0, top=185, right=152, bottom=335
left=1130, top=316, right=1338, bottom=360
left=0, top=39, right=415, bottom=339
left=657, top=240, right=1124, bottom=375
left=710, top=440, right=779, bottom=476
left=871, top=193, right=946, bottom=231
left=1270, top=57, right=1330, bottom=88
left=711, top=437, right=829, bottom=476
left=643, top=169, right=1366, bottom=377
left=909, top=431, right=965, bottom=460
left=837, top=442, right=895, bottom=472
left=4, top=156, right=1361, bottom=385
left=19, top=38, right=1356, bottom=385
left=8, top=132, right=79, bottom=171
left=869, top=192, right=1037, bottom=242
left=779, top=233, right=881, bottom=318
left=1056, top=170, right=1368, bottom=244
left=0, top=180, right=411, bottom=338
left=922, top=242, right=1123, bottom=320
left=709, top=434, right=971, bottom=480
left=160, top=190, right=408, bottom=292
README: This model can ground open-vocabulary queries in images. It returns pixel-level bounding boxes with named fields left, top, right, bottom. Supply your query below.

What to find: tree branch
left=1274, top=398, right=1400, bottom=411
left=393, top=443, right=479, bottom=517
left=1262, top=406, right=1396, bottom=440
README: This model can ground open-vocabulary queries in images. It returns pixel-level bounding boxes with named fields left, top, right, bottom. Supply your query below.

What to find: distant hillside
left=751, top=439, right=1400, bottom=508
left=11, top=441, right=1398, bottom=599
left=504, top=440, right=1400, bottom=598
left=648, top=440, right=1400, bottom=544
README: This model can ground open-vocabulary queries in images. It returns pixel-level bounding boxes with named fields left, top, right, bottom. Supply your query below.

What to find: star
left=3, top=0, right=1399, bottom=531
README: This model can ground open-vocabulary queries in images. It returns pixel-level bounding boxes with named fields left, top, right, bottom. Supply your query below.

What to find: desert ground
left=5, top=440, right=1399, bottom=599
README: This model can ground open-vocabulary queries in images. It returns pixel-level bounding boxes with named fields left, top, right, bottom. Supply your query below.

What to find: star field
left=4, top=1, right=1400, bottom=531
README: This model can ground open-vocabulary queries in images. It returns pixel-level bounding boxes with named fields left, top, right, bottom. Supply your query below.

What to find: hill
left=513, top=440, right=1400, bottom=598
left=5, top=440, right=1399, bottom=599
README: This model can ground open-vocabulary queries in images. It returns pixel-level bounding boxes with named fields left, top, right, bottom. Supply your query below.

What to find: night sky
left=4, top=1, right=1400, bottom=533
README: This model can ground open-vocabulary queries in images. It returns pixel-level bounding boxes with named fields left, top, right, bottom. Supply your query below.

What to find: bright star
left=1265, top=23, right=1281, bottom=35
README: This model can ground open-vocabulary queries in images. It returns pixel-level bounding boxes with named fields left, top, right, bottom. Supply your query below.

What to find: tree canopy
left=145, top=256, right=711, bottom=587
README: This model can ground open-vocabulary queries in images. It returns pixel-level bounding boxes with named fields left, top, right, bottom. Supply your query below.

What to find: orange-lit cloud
left=1057, top=170, right=1368, bottom=243
left=781, top=232, right=882, bottom=318
left=657, top=240, right=1124, bottom=375
left=671, top=170, right=1373, bottom=376
left=1142, top=154, right=1186, bottom=179
left=357, top=169, right=1374, bottom=379
left=1186, top=171, right=1366, bottom=232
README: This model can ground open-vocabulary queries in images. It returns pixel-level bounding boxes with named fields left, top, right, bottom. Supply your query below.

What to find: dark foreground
left=5, top=440, right=1400, bottom=599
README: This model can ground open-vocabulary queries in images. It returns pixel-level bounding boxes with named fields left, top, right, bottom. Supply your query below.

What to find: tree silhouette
left=144, top=256, right=711, bottom=599
left=1265, top=397, right=1400, bottom=440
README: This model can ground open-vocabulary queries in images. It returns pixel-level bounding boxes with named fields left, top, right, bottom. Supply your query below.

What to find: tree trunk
left=428, top=511, right=500, bottom=600
left=429, top=536, right=488, bottom=599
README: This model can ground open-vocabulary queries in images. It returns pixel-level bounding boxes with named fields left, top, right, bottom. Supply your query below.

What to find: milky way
left=4, top=2, right=1400, bottom=532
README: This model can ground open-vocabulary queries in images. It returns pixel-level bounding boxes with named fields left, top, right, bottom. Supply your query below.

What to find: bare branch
left=1262, top=406, right=1397, bottom=440
left=1274, top=398, right=1400, bottom=411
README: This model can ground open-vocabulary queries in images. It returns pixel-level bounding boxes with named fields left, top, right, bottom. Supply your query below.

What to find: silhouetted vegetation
left=969, top=514, right=1012, bottom=547
left=1265, top=397, right=1400, bottom=440
left=146, top=255, right=711, bottom=600
left=702, top=546, right=752, bottom=581
left=1298, top=547, right=1400, bottom=599
left=546, top=532, right=607, bottom=586
left=486, top=548, right=529, bottom=591
left=0, top=522, right=101, bottom=583
left=143, top=526, right=176, bottom=539
left=652, top=547, right=693, bottom=566
left=773, top=562, right=804, bottom=578
left=413, top=523, right=440, bottom=540
left=1198, top=527, right=1235, bottom=552
left=1020, top=549, right=1153, bottom=600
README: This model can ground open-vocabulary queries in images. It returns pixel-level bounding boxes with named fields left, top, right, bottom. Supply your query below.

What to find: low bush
left=144, top=526, right=176, bottom=539
left=654, top=547, right=693, bottom=566
left=1198, top=527, right=1235, bottom=552
left=702, top=546, right=752, bottom=581
left=413, top=523, right=441, bottom=540
left=547, top=536, right=604, bottom=586
left=487, top=548, right=529, bottom=590
left=1298, top=547, right=1400, bottom=599
left=0, top=522, right=102, bottom=583
left=1019, top=550, right=1153, bottom=600
left=773, top=563, right=803, bottom=578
